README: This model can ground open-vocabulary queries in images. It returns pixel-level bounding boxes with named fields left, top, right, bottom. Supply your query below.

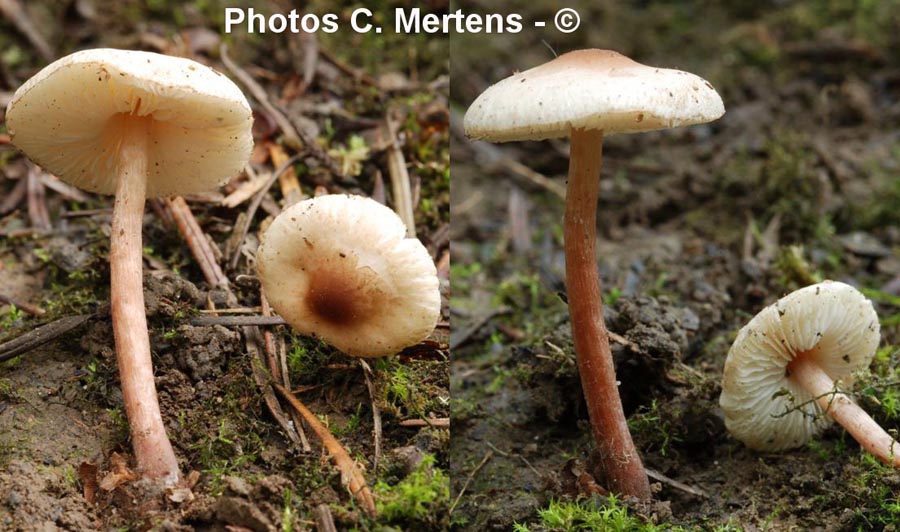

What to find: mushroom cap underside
left=464, top=49, right=724, bottom=143
left=720, top=280, right=880, bottom=451
left=256, top=194, right=441, bottom=358
left=6, top=48, right=252, bottom=197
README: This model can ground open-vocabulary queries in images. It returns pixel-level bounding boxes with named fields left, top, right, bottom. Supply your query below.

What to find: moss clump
left=513, top=496, right=684, bottom=532
left=374, top=455, right=449, bottom=529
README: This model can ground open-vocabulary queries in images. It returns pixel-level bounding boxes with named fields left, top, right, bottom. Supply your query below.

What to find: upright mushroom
left=721, top=280, right=899, bottom=465
left=256, top=194, right=441, bottom=357
left=464, top=49, right=724, bottom=499
left=6, top=49, right=253, bottom=484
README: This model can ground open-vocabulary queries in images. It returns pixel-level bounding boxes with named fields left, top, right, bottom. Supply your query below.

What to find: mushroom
left=256, top=194, right=441, bottom=357
left=464, top=49, right=724, bottom=499
left=5, top=49, right=253, bottom=484
left=720, top=280, right=899, bottom=465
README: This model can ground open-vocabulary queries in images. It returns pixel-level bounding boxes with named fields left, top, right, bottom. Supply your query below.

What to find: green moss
left=375, top=357, right=446, bottom=419
left=286, top=336, right=336, bottom=378
left=515, top=496, right=689, bottom=532
left=374, top=455, right=449, bottom=529
left=0, top=378, right=17, bottom=401
left=773, top=245, right=823, bottom=290
left=0, top=304, right=25, bottom=331
left=628, top=399, right=680, bottom=457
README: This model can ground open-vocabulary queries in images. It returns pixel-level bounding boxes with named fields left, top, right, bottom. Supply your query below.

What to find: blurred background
left=0, top=1, right=449, bottom=530
left=450, top=1, right=900, bottom=529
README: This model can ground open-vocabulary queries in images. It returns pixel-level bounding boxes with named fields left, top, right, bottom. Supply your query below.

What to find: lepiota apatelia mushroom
left=464, top=49, right=724, bottom=499
left=256, top=194, right=440, bottom=357
left=6, top=49, right=253, bottom=484
left=721, top=280, right=899, bottom=465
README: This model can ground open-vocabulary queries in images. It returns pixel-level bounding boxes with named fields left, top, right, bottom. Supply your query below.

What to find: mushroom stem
left=790, top=356, right=900, bottom=466
left=110, top=117, right=180, bottom=484
left=564, top=128, right=651, bottom=499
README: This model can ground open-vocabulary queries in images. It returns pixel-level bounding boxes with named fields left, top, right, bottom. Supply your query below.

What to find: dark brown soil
left=451, top=1, right=900, bottom=530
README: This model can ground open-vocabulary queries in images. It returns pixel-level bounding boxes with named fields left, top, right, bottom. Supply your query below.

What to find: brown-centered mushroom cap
left=720, top=281, right=880, bottom=451
left=257, top=195, right=441, bottom=358
left=464, top=49, right=724, bottom=142
left=5, top=48, right=252, bottom=197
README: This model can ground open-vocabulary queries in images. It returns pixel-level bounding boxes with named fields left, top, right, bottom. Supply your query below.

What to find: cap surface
left=464, top=49, right=724, bottom=142
left=257, top=195, right=441, bottom=358
left=720, top=281, right=880, bottom=451
left=6, top=48, right=252, bottom=197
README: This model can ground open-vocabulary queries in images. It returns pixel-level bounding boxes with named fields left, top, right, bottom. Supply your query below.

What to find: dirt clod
left=171, top=324, right=240, bottom=381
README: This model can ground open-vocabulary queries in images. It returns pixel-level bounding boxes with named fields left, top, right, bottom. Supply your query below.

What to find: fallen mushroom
left=721, top=280, right=899, bottom=465
left=6, top=49, right=253, bottom=484
left=464, top=49, right=724, bottom=499
left=256, top=194, right=441, bottom=357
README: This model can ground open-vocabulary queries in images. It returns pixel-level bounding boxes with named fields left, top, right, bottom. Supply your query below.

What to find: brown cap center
left=302, top=253, right=383, bottom=327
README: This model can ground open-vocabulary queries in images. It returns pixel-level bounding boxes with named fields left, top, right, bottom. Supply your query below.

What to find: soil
left=1, top=1, right=449, bottom=531
left=451, top=1, right=900, bottom=530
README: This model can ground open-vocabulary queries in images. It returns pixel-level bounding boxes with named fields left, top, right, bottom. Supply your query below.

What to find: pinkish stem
left=790, top=356, right=900, bottom=466
left=564, top=128, right=651, bottom=499
left=110, top=117, right=180, bottom=484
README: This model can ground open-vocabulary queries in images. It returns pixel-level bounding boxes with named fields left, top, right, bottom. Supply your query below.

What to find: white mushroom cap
left=5, top=48, right=252, bottom=197
left=256, top=195, right=441, bottom=358
left=464, top=49, right=724, bottom=143
left=720, top=281, right=881, bottom=451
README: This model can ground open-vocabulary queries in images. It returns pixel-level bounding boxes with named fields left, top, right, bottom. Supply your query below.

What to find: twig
left=449, top=450, right=493, bottom=514
left=220, top=44, right=303, bottom=151
left=0, top=314, right=93, bottom=364
left=273, top=383, right=377, bottom=518
left=269, top=143, right=304, bottom=206
left=262, top=290, right=311, bottom=451
left=484, top=440, right=539, bottom=477
left=0, top=293, right=45, bottom=316
left=0, top=0, right=54, bottom=61
left=258, top=292, right=281, bottom=380
left=318, top=46, right=379, bottom=88
left=220, top=165, right=271, bottom=208
left=222, top=48, right=342, bottom=177
left=398, top=417, right=449, bottom=428
left=383, top=113, right=416, bottom=237
left=359, top=360, right=382, bottom=471
left=297, top=32, right=318, bottom=89
left=645, top=468, right=709, bottom=499
left=197, top=307, right=262, bottom=314
left=39, top=173, right=90, bottom=202
left=166, top=197, right=228, bottom=288
left=449, top=307, right=510, bottom=351
left=449, top=108, right=566, bottom=199
left=0, top=177, right=27, bottom=215
left=61, top=208, right=112, bottom=219
left=607, top=332, right=639, bottom=352
left=313, top=503, right=337, bottom=532
left=26, top=166, right=50, bottom=231
left=508, top=188, right=532, bottom=253
left=245, top=326, right=306, bottom=451
left=190, top=315, right=285, bottom=327
left=227, top=153, right=303, bottom=271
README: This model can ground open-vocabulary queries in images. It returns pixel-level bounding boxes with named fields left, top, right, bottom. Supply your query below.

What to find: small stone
left=6, top=491, right=21, bottom=507
left=837, top=231, right=890, bottom=258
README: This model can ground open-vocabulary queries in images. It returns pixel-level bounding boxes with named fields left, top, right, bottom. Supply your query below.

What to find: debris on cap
left=464, top=49, right=724, bottom=143
left=256, top=195, right=441, bottom=358
left=720, top=280, right=880, bottom=451
left=5, top=48, right=252, bottom=197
